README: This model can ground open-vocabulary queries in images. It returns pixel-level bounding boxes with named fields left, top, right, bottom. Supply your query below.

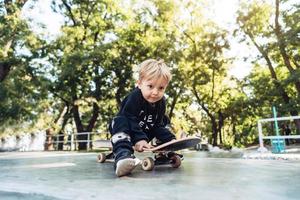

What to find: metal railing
left=45, top=132, right=110, bottom=151
left=258, top=115, right=300, bottom=150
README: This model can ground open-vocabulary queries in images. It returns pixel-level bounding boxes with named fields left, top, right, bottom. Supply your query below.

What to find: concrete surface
left=0, top=151, right=300, bottom=200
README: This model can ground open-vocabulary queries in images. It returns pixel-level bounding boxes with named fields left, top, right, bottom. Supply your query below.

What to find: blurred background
left=0, top=0, right=299, bottom=150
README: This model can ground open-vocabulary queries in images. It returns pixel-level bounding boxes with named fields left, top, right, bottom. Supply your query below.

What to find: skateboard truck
left=141, top=152, right=183, bottom=171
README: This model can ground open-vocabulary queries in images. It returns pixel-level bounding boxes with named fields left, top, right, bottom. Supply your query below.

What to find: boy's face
left=137, top=77, right=168, bottom=103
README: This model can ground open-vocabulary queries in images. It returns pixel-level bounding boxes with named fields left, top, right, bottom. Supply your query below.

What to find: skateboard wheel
left=170, top=155, right=181, bottom=168
left=142, top=157, right=154, bottom=171
left=97, top=153, right=106, bottom=163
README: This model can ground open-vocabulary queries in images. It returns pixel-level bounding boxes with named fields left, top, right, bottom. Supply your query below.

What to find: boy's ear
left=136, top=80, right=141, bottom=88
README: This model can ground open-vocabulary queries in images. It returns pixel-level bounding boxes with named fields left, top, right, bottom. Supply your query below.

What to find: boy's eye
left=159, top=86, right=165, bottom=90
left=147, top=85, right=153, bottom=89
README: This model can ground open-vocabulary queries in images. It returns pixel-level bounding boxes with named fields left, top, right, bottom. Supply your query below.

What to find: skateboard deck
left=97, top=137, right=201, bottom=171
left=146, top=137, right=201, bottom=152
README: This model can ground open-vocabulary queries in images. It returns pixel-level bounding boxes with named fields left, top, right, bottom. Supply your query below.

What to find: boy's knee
left=111, top=132, right=134, bottom=163
left=111, top=132, right=131, bottom=144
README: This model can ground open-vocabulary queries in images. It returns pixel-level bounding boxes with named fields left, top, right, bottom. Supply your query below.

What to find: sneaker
left=115, top=158, right=141, bottom=177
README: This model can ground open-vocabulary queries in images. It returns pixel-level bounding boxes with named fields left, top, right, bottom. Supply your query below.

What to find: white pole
left=259, top=115, right=300, bottom=122
left=258, top=121, right=264, bottom=148
left=71, top=133, right=74, bottom=151
left=257, top=121, right=268, bottom=152
left=87, top=132, right=90, bottom=151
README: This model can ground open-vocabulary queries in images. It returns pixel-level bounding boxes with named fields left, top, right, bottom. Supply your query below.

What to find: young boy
left=109, top=58, right=176, bottom=177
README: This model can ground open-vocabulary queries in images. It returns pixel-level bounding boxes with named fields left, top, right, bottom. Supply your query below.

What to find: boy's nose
left=152, top=88, right=159, bottom=95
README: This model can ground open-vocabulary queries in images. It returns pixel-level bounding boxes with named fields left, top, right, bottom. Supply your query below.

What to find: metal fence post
left=71, top=133, right=74, bottom=151
left=87, top=132, right=90, bottom=151
left=258, top=121, right=264, bottom=149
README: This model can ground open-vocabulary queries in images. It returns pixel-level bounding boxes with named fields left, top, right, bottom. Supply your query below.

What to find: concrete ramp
left=1, top=151, right=300, bottom=200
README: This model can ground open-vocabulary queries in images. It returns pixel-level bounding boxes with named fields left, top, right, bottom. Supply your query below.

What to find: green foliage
left=1, top=0, right=299, bottom=148
left=0, top=0, right=50, bottom=131
left=235, top=0, right=300, bottom=145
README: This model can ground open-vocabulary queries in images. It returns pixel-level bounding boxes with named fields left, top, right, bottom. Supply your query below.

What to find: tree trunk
left=57, top=132, right=65, bottom=151
left=193, top=87, right=219, bottom=146
left=44, top=128, right=54, bottom=151
left=72, top=104, right=87, bottom=150
left=86, top=102, right=99, bottom=149
left=57, top=107, right=70, bottom=150
left=168, top=89, right=181, bottom=121
left=211, top=118, right=218, bottom=146
left=274, top=0, right=300, bottom=97
left=218, top=111, right=224, bottom=145
left=72, top=101, right=99, bottom=150
left=87, top=102, right=99, bottom=131
left=0, top=62, right=11, bottom=82
left=232, top=120, right=238, bottom=145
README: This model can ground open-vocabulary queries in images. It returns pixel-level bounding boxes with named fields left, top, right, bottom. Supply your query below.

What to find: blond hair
left=138, top=59, right=172, bottom=82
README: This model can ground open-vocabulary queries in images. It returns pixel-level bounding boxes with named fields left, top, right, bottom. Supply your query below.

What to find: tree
left=0, top=0, right=50, bottom=130
left=236, top=0, right=300, bottom=134
left=175, top=0, right=233, bottom=146
left=0, top=0, right=29, bottom=82
left=44, top=0, right=129, bottom=150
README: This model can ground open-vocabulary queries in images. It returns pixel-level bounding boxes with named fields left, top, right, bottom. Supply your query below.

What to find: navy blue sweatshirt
left=117, top=87, right=175, bottom=144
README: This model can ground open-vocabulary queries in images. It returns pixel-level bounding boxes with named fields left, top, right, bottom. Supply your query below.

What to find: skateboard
left=97, top=136, right=200, bottom=171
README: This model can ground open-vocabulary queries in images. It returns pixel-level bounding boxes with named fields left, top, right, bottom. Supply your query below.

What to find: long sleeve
left=118, top=90, right=149, bottom=144
left=152, top=99, right=176, bottom=143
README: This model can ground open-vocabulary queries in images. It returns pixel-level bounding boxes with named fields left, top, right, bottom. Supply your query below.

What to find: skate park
left=2, top=0, right=300, bottom=199
left=1, top=128, right=300, bottom=200
left=1, top=150, right=300, bottom=200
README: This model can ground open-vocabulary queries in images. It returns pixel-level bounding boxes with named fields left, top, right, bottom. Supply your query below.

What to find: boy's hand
left=134, top=140, right=152, bottom=152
